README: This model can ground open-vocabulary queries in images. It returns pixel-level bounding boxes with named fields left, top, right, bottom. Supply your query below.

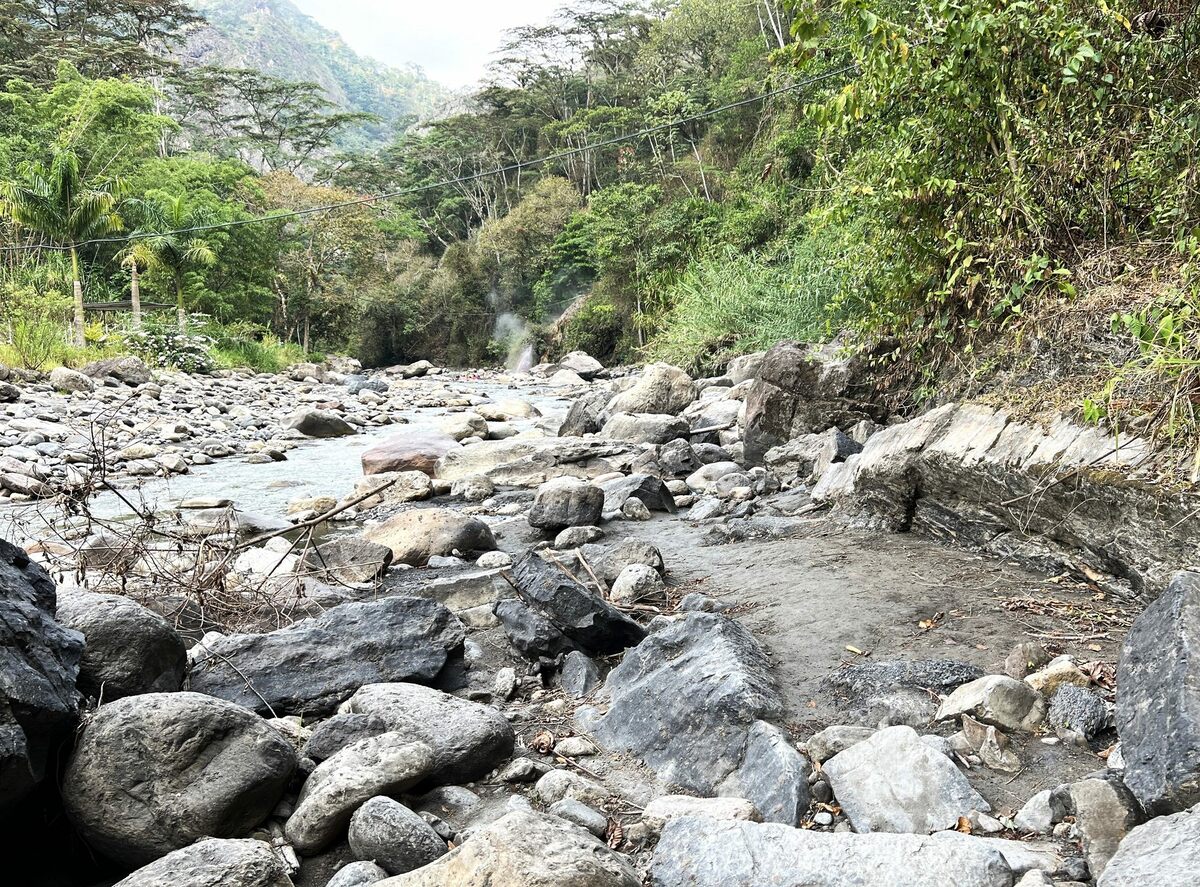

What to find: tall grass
left=650, top=232, right=849, bottom=374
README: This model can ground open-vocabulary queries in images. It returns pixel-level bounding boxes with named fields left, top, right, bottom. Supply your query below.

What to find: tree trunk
left=70, top=247, right=85, bottom=348
left=175, top=274, right=186, bottom=333
left=130, top=264, right=142, bottom=330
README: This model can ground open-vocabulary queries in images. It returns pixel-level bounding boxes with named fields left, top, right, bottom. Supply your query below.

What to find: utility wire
left=0, top=59, right=858, bottom=254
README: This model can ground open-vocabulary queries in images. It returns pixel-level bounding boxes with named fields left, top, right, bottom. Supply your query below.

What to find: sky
left=291, top=0, right=565, bottom=89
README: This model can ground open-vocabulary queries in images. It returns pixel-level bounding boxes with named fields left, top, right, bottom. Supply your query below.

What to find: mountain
left=182, top=0, right=452, bottom=149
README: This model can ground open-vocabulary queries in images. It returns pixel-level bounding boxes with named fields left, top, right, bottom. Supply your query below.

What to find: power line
left=0, top=60, right=857, bottom=254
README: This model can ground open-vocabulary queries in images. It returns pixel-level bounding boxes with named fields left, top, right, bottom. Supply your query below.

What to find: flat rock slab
left=1099, top=802, right=1200, bottom=886
left=580, top=612, right=782, bottom=794
left=187, top=597, right=464, bottom=715
left=374, top=810, right=640, bottom=886
left=651, top=817, right=1013, bottom=887
left=822, top=725, right=989, bottom=834
left=113, top=838, right=293, bottom=887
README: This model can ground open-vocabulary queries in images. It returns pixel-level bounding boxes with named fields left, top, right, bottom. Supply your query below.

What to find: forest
left=1, top=1, right=1198, bottom=426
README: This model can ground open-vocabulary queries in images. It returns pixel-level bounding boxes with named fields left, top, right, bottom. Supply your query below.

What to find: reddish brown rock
left=362, top=431, right=462, bottom=476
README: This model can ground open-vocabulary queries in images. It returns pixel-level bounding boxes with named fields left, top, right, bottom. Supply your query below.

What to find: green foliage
left=123, top=317, right=215, bottom=373
left=560, top=297, right=624, bottom=363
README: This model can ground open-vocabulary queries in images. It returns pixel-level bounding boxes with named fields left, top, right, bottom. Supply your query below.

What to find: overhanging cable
left=0, top=60, right=858, bottom=254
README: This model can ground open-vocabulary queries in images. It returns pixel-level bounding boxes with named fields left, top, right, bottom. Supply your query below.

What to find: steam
left=489, top=288, right=535, bottom=371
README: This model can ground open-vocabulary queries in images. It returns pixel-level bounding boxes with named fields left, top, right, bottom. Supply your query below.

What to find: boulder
left=806, top=725, right=876, bottom=763
left=187, top=597, right=464, bottom=715
left=341, top=682, right=515, bottom=784
left=658, top=439, right=701, bottom=476
left=329, top=861, right=389, bottom=887
left=1098, top=802, right=1200, bottom=887
left=506, top=552, right=645, bottom=657
left=283, top=409, right=355, bottom=438
left=348, top=796, right=446, bottom=875
left=824, top=659, right=984, bottom=712
left=286, top=734, right=435, bottom=855
left=363, top=508, right=496, bottom=566
left=936, top=675, right=1046, bottom=733
left=436, top=437, right=634, bottom=487
left=763, top=427, right=862, bottom=484
left=607, top=363, right=696, bottom=416
left=598, top=473, right=677, bottom=514
left=822, top=725, right=990, bottom=834
left=1116, top=570, right=1200, bottom=814
left=362, top=431, right=462, bottom=476
left=81, top=356, right=152, bottom=386
left=55, top=588, right=186, bottom=700
left=558, top=351, right=603, bottom=380
left=1047, top=684, right=1108, bottom=739
left=610, top=563, right=665, bottom=606
left=300, top=536, right=393, bottom=585
left=112, top=838, right=293, bottom=887
left=742, top=341, right=885, bottom=463
left=600, top=413, right=688, bottom=445
left=1066, top=776, right=1144, bottom=880
left=685, top=461, right=742, bottom=494
left=558, top=388, right=611, bottom=437
left=528, top=477, right=605, bottom=531
left=578, top=538, right=664, bottom=585
left=560, top=651, right=601, bottom=698
left=0, top=380, right=19, bottom=402
left=580, top=613, right=781, bottom=794
left=0, top=539, right=83, bottom=815
left=718, top=720, right=811, bottom=826
left=372, top=810, right=639, bottom=886
left=352, top=471, right=434, bottom=508
left=63, top=692, right=296, bottom=866
left=725, top=351, right=765, bottom=385
left=49, top=366, right=95, bottom=393
left=493, top=599, right=575, bottom=659
left=651, top=817, right=1013, bottom=887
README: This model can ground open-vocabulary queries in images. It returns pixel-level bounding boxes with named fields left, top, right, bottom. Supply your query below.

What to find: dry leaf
left=531, top=729, right=555, bottom=754
left=606, top=818, right=624, bottom=849
left=845, top=645, right=866, bottom=656
left=956, top=816, right=973, bottom=834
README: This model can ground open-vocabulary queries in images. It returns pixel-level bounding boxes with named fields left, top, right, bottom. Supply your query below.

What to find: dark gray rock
left=658, top=439, right=701, bottom=476
left=493, top=599, right=575, bottom=659
left=81, top=356, right=152, bottom=386
left=560, top=651, right=601, bottom=698
left=824, top=659, right=984, bottom=714
left=651, top=817, right=1013, bottom=887
left=719, top=720, right=811, bottom=826
left=187, top=597, right=465, bottom=716
left=580, top=613, right=781, bottom=794
left=1048, top=685, right=1108, bottom=739
left=284, top=408, right=356, bottom=438
left=342, top=683, right=515, bottom=785
left=598, top=473, right=677, bottom=514
left=558, top=389, right=610, bottom=437
left=0, top=381, right=19, bottom=402
left=743, top=341, right=885, bottom=463
left=763, top=427, right=861, bottom=483
left=55, top=588, right=186, bottom=700
left=348, top=796, right=446, bottom=875
left=305, top=713, right=391, bottom=762
left=823, top=725, right=989, bottom=834
left=63, top=692, right=296, bottom=866
left=600, top=413, right=689, bottom=445
left=0, top=538, right=82, bottom=815
left=507, top=552, right=645, bottom=657
left=1117, top=570, right=1200, bottom=814
left=528, top=477, right=605, bottom=531
left=1098, top=802, right=1200, bottom=887
left=112, top=838, right=293, bottom=887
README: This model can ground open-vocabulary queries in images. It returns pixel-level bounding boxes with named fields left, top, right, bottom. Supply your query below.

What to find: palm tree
left=0, top=149, right=125, bottom=346
left=120, top=246, right=150, bottom=330
left=130, top=192, right=218, bottom=332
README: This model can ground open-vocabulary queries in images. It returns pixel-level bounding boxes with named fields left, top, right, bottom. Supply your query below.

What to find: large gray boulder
left=283, top=408, right=356, bottom=438
left=0, top=380, right=20, bottom=401
left=361, top=431, right=462, bottom=476
left=579, top=613, right=782, bottom=794
left=335, top=682, right=515, bottom=784
left=299, top=535, right=393, bottom=585
left=606, top=363, right=696, bottom=415
left=598, top=473, right=677, bottom=514
left=651, top=817, right=1013, bottom=887
left=528, top=477, right=605, bottom=531
left=1066, top=776, right=1144, bottom=880
left=81, top=355, right=152, bottom=386
left=63, top=692, right=296, bottom=866
left=822, top=725, right=990, bottom=834
left=743, top=341, right=884, bottom=463
left=558, top=351, right=603, bottom=380
left=113, top=838, right=293, bottom=887
left=558, top=388, right=612, bottom=437
left=1098, top=802, right=1200, bottom=887
left=936, top=675, right=1046, bottom=733
left=504, top=552, right=645, bottom=657
left=286, top=734, right=435, bottom=855
left=372, top=810, right=639, bottom=886
left=55, top=588, right=186, bottom=700
left=363, top=508, right=496, bottom=566
left=0, top=539, right=83, bottom=815
left=50, top=366, right=95, bottom=393
left=600, top=412, right=688, bottom=445
left=718, top=720, right=812, bottom=826
left=348, top=796, right=446, bottom=875
left=187, top=597, right=464, bottom=716
left=1117, top=570, right=1200, bottom=814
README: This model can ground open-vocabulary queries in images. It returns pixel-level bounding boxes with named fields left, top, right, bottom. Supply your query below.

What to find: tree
left=0, top=148, right=124, bottom=345
left=127, top=192, right=218, bottom=331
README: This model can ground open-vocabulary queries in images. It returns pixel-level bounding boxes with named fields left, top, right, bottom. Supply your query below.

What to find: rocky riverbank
left=2, top=345, right=1198, bottom=886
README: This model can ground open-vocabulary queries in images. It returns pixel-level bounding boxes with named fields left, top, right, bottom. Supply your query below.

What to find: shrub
left=123, top=318, right=214, bottom=373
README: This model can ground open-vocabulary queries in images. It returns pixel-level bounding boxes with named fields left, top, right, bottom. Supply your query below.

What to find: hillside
left=183, top=0, right=451, bottom=148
